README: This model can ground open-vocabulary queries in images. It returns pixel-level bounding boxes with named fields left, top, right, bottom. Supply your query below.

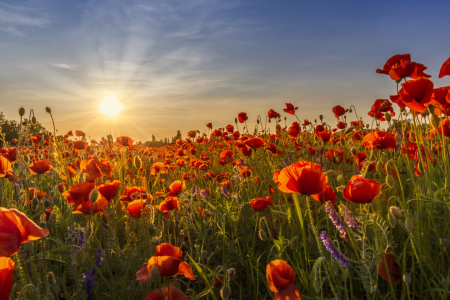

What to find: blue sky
left=1, top=0, right=450, bottom=141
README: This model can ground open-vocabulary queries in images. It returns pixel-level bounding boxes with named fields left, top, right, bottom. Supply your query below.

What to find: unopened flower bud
left=39, top=222, right=47, bottom=229
left=31, top=116, right=37, bottom=125
left=337, top=175, right=344, bottom=183
left=319, top=115, right=323, bottom=121
left=376, top=161, right=383, bottom=173
left=387, top=212, right=396, bottom=228
left=430, top=114, right=440, bottom=130
left=150, top=265, right=161, bottom=284
left=89, top=189, right=99, bottom=203
left=134, top=156, right=142, bottom=169
left=405, top=218, right=414, bottom=233
left=384, top=112, right=391, bottom=122
left=44, top=200, right=52, bottom=208
left=150, top=237, right=160, bottom=245
left=386, top=175, right=395, bottom=188
left=32, top=198, right=39, bottom=207
left=19, top=107, right=25, bottom=117
left=350, top=147, right=357, bottom=155
left=45, top=107, right=52, bottom=113
left=220, top=284, right=231, bottom=300
left=403, top=273, right=411, bottom=285
left=389, top=206, right=402, bottom=219
left=227, top=268, right=236, bottom=279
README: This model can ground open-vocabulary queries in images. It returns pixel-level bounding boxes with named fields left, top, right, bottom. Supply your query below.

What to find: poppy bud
left=31, top=116, right=37, bottom=125
left=337, top=175, right=344, bottom=183
left=150, top=237, right=160, bottom=245
left=349, top=109, right=352, bottom=113
left=268, top=119, right=271, bottom=123
left=19, top=107, right=25, bottom=116
left=258, top=229, right=267, bottom=241
left=150, top=265, right=161, bottom=284
left=405, top=218, right=414, bottom=233
left=201, top=250, right=208, bottom=263
left=336, top=185, right=345, bottom=192
left=108, top=237, right=115, bottom=246
left=319, top=115, right=323, bottom=120
left=45, top=107, right=52, bottom=113
left=39, top=222, right=47, bottom=229
left=389, top=206, right=402, bottom=219
left=235, top=118, right=238, bottom=124
left=227, top=268, right=236, bottom=279
left=384, top=113, right=391, bottom=122
left=403, top=273, right=411, bottom=285
left=376, top=161, right=383, bottom=173
left=296, top=137, right=301, bottom=144
left=344, top=127, right=354, bottom=134
left=257, top=119, right=260, bottom=124
left=350, top=147, right=357, bottom=155
left=386, top=175, right=395, bottom=188
left=430, top=114, right=440, bottom=130
left=134, top=156, right=142, bottom=169
left=89, top=189, right=99, bottom=203
left=18, top=250, right=28, bottom=260
left=24, top=154, right=30, bottom=164
left=220, top=284, right=231, bottom=300
left=336, top=156, right=341, bottom=163
left=387, top=212, right=396, bottom=228
left=380, top=100, right=390, bottom=109
left=44, top=200, right=52, bottom=208
left=149, top=156, right=154, bottom=164
left=32, top=197, right=39, bottom=207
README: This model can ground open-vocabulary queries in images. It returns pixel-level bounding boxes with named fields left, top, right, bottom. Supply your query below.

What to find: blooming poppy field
left=1, top=53, right=450, bottom=300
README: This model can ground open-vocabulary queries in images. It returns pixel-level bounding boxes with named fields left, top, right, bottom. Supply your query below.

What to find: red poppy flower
left=283, top=103, right=298, bottom=115
left=0, top=208, right=49, bottom=257
left=275, top=161, right=328, bottom=195
left=151, top=162, right=168, bottom=175
left=244, top=137, right=265, bottom=149
left=206, top=123, right=212, bottom=129
left=343, top=175, right=381, bottom=204
left=158, top=197, right=181, bottom=212
left=62, top=182, right=95, bottom=208
left=387, top=62, right=431, bottom=81
left=166, top=181, right=186, bottom=197
left=1, top=147, right=17, bottom=163
left=75, top=130, right=85, bottom=137
left=439, top=118, right=450, bottom=137
left=368, top=99, right=395, bottom=121
left=428, top=87, right=450, bottom=114
left=376, top=53, right=411, bottom=75
left=288, top=122, right=301, bottom=138
left=97, top=180, right=121, bottom=202
left=60, top=167, right=77, bottom=180
left=390, top=78, right=433, bottom=113
left=238, top=112, right=248, bottom=123
left=143, top=285, right=189, bottom=300
left=0, top=257, right=15, bottom=300
left=377, top=253, right=402, bottom=284
left=80, top=159, right=102, bottom=179
left=337, top=122, right=347, bottom=129
left=115, top=136, right=133, bottom=147
left=439, top=57, right=450, bottom=78
left=266, top=260, right=302, bottom=300
left=136, top=243, right=195, bottom=281
left=332, top=105, right=346, bottom=118
left=268, top=109, right=281, bottom=119
left=219, top=150, right=233, bottom=164
left=355, top=151, right=367, bottom=164
left=29, top=160, right=53, bottom=175
left=250, top=195, right=274, bottom=212
left=73, top=194, right=108, bottom=215
left=0, top=156, right=12, bottom=178
left=31, top=135, right=41, bottom=144
left=122, top=200, right=148, bottom=219
left=73, top=140, right=87, bottom=151
left=311, top=186, right=336, bottom=206
left=362, top=131, right=397, bottom=150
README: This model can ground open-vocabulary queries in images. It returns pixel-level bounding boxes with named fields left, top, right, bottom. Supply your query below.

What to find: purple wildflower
left=221, top=186, right=230, bottom=198
left=339, top=204, right=360, bottom=229
left=83, top=269, right=96, bottom=300
left=282, top=158, right=289, bottom=167
left=191, top=185, right=199, bottom=196
left=67, top=227, right=86, bottom=251
left=325, top=202, right=346, bottom=236
left=320, top=231, right=351, bottom=267
left=95, top=249, right=105, bottom=268
left=200, top=190, right=209, bottom=201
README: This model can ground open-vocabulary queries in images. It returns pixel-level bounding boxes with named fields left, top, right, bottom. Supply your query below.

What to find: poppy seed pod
left=89, top=189, right=99, bottom=203
left=430, top=114, right=440, bottom=130
left=389, top=206, right=402, bottom=219
left=150, top=265, right=161, bottom=284
left=405, top=218, right=414, bottom=233
left=235, top=118, right=238, bottom=124
left=19, top=107, right=25, bottom=116
left=31, top=116, right=37, bottom=125
left=45, top=107, right=52, bottom=113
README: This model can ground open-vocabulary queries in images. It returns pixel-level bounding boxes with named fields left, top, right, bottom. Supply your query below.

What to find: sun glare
left=100, top=97, right=123, bottom=117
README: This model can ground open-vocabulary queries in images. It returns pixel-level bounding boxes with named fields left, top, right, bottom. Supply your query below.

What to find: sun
left=100, top=97, right=123, bottom=117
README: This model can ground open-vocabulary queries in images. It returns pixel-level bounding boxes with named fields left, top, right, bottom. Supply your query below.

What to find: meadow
left=1, top=53, right=450, bottom=300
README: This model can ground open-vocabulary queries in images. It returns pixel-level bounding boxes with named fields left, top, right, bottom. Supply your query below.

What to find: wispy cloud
left=0, top=3, right=50, bottom=35
left=52, top=63, right=77, bottom=70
